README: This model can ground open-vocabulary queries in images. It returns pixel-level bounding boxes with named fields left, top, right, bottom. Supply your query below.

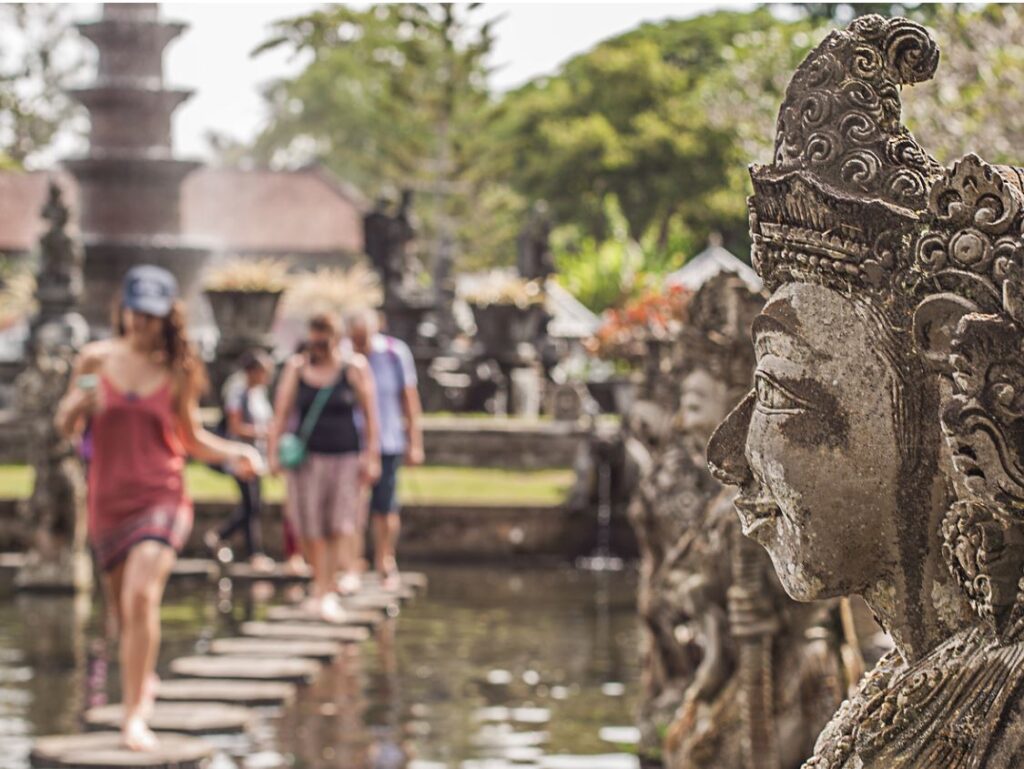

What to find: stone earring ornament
left=709, top=14, right=1024, bottom=769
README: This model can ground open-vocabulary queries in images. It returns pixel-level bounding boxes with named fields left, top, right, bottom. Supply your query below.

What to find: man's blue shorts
left=370, top=453, right=402, bottom=515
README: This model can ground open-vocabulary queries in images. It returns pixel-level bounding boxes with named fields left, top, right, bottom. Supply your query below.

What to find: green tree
left=245, top=3, right=499, bottom=267
left=487, top=9, right=808, bottom=257
left=0, top=3, right=84, bottom=168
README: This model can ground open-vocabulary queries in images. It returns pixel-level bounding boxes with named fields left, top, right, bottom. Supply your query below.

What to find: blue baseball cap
left=122, top=265, right=178, bottom=318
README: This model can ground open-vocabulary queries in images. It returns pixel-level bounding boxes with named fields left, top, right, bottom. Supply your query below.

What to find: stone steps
left=29, top=567, right=427, bottom=767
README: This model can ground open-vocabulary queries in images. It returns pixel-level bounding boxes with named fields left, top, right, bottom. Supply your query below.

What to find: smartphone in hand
left=77, top=374, right=98, bottom=392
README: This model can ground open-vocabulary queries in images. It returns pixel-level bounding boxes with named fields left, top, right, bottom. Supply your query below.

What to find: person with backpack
left=268, top=312, right=380, bottom=620
left=204, top=349, right=275, bottom=570
left=348, top=310, right=424, bottom=591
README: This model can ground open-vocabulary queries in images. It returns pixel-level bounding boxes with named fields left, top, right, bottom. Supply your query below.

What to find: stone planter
left=469, top=302, right=546, bottom=358
left=205, top=288, right=283, bottom=350
left=205, top=288, right=283, bottom=399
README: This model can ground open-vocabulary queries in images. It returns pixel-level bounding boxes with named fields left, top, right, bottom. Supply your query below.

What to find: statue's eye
left=755, top=373, right=809, bottom=413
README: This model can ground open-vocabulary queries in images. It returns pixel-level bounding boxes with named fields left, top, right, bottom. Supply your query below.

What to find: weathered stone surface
left=157, top=677, right=295, bottom=706
left=168, top=558, right=218, bottom=581
left=225, top=562, right=311, bottom=584
left=30, top=732, right=212, bottom=769
left=240, top=621, right=370, bottom=644
left=627, top=272, right=844, bottom=769
left=170, top=654, right=320, bottom=684
left=264, top=604, right=382, bottom=627
left=707, top=14, right=1024, bottom=768
left=209, top=636, right=342, bottom=662
left=83, top=702, right=251, bottom=734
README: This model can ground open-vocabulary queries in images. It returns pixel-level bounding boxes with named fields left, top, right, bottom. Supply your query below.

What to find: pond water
left=0, top=564, right=640, bottom=769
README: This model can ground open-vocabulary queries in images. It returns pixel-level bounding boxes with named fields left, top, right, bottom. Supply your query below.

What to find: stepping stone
left=0, top=552, right=26, bottom=573
left=83, top=702, right=251, bottom=735
left=158, top=678, right=296, bottom=707
left=360, top=571, right=428, bottom=591
left=226, top=562, right=311, bottom=584
left=31, top=732, right=212, bottom=768
left=210, top=636, right=343, bottom=662
left=341, top=593, right=404, bottom=612
left=265, top=604, right=382, bottom=627
left=170, top=654, right=320, bottom=684
left=169, top=558, right=218, bottom=581
left=241, top=621, right=370, bottom=644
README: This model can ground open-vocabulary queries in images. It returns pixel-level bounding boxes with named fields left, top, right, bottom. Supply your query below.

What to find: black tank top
left=296, top=366, right=361, bottom=454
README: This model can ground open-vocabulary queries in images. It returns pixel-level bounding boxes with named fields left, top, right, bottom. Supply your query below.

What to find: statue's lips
left=733, top=493, right=780, bottom=538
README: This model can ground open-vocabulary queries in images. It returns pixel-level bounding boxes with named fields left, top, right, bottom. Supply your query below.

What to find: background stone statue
left=516, top=200, right=555, bottom=281
left=708, top=15, right=1024, bottom=767
left=363, top=188, right=420, bottom=305
left=627, top=272, right=846, bottom=769
left=15, top=182, right=90, bottom=592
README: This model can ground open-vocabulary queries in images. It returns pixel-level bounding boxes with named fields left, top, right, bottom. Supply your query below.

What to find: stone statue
left=33, top=181, right=84, bottom=339
left=363, top=188, right=419, bottom=305
left=15, top=183, right=90, bottom=592
left=517, top=200, right=555, bottom=281
left=628, top=272, right=845, bottom=769
left=708, top=15, right=1024, bottom=767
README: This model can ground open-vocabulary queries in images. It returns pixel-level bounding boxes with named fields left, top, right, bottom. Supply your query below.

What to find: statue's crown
left=749, top=15, right=1024, bottom=317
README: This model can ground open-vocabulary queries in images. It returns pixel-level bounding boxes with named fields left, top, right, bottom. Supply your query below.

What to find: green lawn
left=0, top=464, right=574, bottom=506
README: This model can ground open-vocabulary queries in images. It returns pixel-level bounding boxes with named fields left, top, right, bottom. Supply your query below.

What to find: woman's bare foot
left=122, top=712, right=159, bottom=752
left=139, top=672, right=159, bottom=720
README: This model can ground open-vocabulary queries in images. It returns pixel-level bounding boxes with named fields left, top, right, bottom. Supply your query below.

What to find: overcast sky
left=64, top=2, right=751, bottom=160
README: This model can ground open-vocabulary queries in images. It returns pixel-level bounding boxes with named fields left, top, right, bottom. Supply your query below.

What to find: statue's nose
left=707, top=390, right=756, bottom=487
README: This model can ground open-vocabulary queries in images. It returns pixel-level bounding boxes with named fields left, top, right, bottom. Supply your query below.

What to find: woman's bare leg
left=119, top=540, right=176, bottom=751
left=103, top=561, right=127, bottom=639
left=304, top=537, right=330, bottom=598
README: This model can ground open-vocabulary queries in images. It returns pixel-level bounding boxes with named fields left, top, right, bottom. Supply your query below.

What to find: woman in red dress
left=56, top=265, right=263, bottom=751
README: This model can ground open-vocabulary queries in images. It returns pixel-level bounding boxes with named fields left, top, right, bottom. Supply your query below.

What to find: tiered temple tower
left=67, top=3, right=209, bottom=330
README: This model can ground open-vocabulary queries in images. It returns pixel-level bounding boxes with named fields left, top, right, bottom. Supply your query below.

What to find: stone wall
left=0, top=497, right=637, bottom=561
left=0, top=412, right=588, bottom=470
left=421, top=416, right=586, bottom=470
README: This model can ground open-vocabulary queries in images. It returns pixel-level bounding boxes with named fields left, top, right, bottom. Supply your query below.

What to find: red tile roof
left=0, top=165, right=365, bottom=256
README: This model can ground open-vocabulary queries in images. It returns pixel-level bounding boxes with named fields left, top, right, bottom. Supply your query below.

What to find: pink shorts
left=285, top=452, right=362, bottom=540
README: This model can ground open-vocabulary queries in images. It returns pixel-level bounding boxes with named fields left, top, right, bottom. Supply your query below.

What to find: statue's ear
left=912, top=294, right=979, bottom=373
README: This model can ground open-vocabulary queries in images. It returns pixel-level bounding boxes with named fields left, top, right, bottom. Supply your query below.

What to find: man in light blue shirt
left=349, top=310, right=424, bottom=589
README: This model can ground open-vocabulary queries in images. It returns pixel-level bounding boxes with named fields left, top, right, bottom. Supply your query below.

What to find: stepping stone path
left=169, top=558, right=218, bottom=582
left=29, top=569, right=426, bottom=767
left=241, top=620, right=371, bottom=643
left=31, top=732, right=212, bottom=768
left=226, top=562, right=312, bottom=584
left=210, top=636, right=343, bottom=662
left=158, top=678, right=296, bottom=707
left=171, top=654, right=321, bottom=684
left=83, top=702, right=252, bottom=735
left=265, top=604, right=383, bottom=627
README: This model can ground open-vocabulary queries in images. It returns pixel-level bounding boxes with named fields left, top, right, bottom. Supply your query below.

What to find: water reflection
left=0, top=564, right=639, bottom=769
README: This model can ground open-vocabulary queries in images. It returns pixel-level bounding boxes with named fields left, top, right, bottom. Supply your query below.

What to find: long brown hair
left=112, top=298, right=208, bottom=401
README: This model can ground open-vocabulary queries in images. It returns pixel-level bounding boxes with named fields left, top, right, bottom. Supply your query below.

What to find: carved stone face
left=679, top=368, right=730, bottom=445
left=710, top=282, right=904, bottom=601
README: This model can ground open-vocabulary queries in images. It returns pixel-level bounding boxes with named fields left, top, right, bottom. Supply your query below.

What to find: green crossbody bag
left=278, top=382, right=335, bottom=470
